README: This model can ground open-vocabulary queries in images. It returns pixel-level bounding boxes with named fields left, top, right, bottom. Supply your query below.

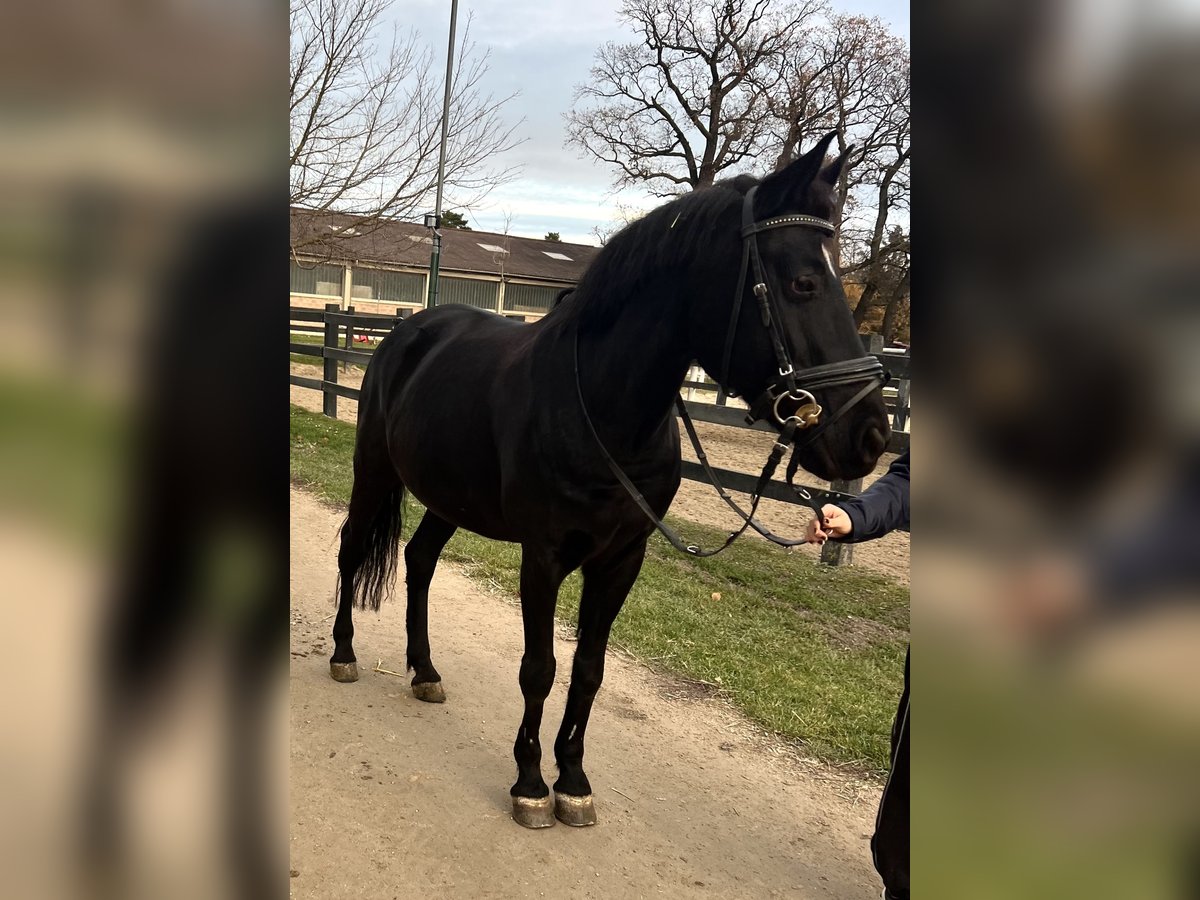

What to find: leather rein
left=574, top=185, right=886, bottom=557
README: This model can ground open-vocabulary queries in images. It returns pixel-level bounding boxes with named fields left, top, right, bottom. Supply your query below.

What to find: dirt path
left=290, top=488, right=884, bottom=899
left=290, top=361, right=908, bottom=585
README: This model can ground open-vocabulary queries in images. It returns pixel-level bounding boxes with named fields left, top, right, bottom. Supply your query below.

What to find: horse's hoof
left=511, top=795, right=555, bottom=829
left=329, top=661, right=359, bottom=683
left=554, top=792, right=597, bottom=827
left=411, top=680, right=446, bottom=703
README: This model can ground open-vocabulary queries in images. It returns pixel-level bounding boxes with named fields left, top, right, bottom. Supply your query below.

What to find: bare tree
left=590, top=224, right=613, bottom=247
left=566, top=0, right=826, bottom=196
left=492, top=210, right=515, bottom=279
left=844, top=142, right=909, bottom=330
left=834, top=63, right=909, bottom=327
left=761, top=14, right=909, bottom=325
left=290, top=0, right=523, bottom=255
left=767, top=18, right=905, bottom=169
left=848, top=224, right=908, bottom=338
left=590, top=203, right=649, bottom=246
left=880, top=263, right=909, bottom=343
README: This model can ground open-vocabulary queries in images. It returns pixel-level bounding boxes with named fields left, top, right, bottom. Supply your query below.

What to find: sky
left=396, top=0, right=909, bottom=245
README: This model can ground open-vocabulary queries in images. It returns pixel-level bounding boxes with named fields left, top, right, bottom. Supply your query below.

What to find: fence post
left=893, top=375, right=910, bottom=432
left=861, top=332, right=884, bottom=354
left=819, top=476, right=862, bottom=566
left=342, top=304, right=355, bottom=373
left=323, top=302, right=338, bottom=419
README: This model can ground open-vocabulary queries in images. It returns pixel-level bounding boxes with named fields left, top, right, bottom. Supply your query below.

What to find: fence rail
left=290, top=304, right=910, bottom=565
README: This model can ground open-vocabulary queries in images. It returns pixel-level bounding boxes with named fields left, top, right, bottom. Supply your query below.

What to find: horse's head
left=691, top=133, right=891, bottom=482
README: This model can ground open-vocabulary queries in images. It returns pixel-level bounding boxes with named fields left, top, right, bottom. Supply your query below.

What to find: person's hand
left=805, top=504, right=853, bottom=544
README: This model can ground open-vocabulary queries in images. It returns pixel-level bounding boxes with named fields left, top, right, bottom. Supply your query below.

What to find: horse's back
left=403, top=303, right=528, bottom=338
left=366, top=305, right=530, bottom=391
left=362, top=305, right=536, bottom=539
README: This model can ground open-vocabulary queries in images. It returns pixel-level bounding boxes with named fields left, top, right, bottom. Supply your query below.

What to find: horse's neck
left=571, top=282, right=692, bottom=457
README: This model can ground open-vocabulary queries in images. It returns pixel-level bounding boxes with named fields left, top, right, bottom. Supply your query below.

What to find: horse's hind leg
left=404, top=510, right=457, bottom=702
left=330, top=455, right=403, bottom=683
left=551, top=539, right=647, bottom=826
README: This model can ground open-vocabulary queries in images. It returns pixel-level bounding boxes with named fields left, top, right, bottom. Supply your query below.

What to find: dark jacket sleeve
left=835, top=451, right=909, bottom=543
left=1088, top=452, right=1200, bottom=613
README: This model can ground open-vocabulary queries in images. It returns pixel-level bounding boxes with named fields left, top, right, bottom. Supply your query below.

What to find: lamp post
left=424, top=211, right=441, bottom=308
left=425, top=0, right=459, bottom=308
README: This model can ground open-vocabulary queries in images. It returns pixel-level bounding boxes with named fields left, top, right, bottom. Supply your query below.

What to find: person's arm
left=808, top=452, right=909, bottom=544
left=1087, top=459, right=1200, bottom=613
left=1004, top=469, right=1200, bottom=639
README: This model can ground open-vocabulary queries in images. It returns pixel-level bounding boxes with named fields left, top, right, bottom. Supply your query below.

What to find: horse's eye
left=790, top=275, right=818, bottom=296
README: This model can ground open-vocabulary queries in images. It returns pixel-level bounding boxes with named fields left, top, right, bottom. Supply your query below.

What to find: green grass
left=290, top=404, right=908, bottom=774
left=0, top=373, right=126, bottom=543
left=290, top=332, right=333, bottom=367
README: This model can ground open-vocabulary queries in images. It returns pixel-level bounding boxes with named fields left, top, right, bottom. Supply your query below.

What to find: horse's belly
left=404, top=470, right=514, bottom=542
left=386, top=390, right=516, bottom=541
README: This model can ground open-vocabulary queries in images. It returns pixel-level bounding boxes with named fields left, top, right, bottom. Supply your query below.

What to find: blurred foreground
left=917, top=0, right=1200, bottom=896
left=0, top=2, right=285, bottom=899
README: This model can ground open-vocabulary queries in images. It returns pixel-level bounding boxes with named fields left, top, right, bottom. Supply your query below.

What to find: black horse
left=329, top=133, right=890, bottom=828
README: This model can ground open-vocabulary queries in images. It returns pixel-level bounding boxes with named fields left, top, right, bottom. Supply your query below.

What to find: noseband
left=574, top=184, right=887, bottom=557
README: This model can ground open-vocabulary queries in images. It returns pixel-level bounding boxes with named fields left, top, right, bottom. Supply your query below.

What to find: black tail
left=337, top=484, right=405, bottom=612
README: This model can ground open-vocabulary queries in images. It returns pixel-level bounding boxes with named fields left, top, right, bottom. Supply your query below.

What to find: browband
left=741, top=213, right=836, bottom=237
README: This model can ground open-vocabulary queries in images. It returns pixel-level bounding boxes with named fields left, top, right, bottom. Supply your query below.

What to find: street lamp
left=425, top=0, right=459, bottom=309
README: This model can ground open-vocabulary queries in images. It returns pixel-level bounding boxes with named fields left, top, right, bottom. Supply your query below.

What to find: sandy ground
left=290, top=488, right=885, bottom=899
left=290, top=361, right=908, bottom=585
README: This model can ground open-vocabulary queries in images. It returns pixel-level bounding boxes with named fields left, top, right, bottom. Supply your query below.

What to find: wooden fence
left=290, top=304, right=910, bottom=566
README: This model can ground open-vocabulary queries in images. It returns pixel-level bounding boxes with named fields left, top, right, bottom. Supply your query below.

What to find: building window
left=290, top=261, right=344, bottom=297
left=439, top=276, right=499, bottom=311
left=503, top=282, right=559, bottom=315
left=351, top=267, right=425, bottom=304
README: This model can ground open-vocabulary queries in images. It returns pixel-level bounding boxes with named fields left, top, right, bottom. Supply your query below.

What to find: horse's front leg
left=551, top=539, right=647, bottom=826
left=510, top=546, right=568, bottom=828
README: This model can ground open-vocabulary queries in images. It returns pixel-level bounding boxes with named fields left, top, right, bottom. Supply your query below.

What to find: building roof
left=290, top=207, right=600, bottom=284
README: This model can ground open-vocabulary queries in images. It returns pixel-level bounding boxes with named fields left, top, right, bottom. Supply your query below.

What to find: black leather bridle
left=720, top=185, right=885, bottom=436
left=575, top=185, right=887, bottom=557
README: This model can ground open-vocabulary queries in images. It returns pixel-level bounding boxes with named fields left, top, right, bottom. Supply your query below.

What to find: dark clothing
left=873, top=649, right=909, bottom=900
left=830, top=450, right=910, bottom=899
left=836, top=451, right=910, bottom=543
left=1090, top=450, right=1200, bottom=612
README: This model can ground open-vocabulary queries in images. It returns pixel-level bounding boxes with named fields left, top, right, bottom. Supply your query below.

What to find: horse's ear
left=820, top=143, right=854, bottom=187
left=756, top=131, right=838, bottom=217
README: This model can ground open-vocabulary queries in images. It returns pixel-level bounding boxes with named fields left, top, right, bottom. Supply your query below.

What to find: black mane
left=558, top=178, right=754, bottom=326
